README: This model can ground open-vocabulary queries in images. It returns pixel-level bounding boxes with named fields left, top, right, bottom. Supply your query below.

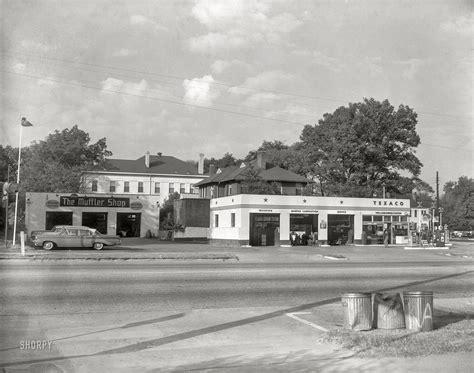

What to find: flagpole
left=12, top=122, right=24, bottom=246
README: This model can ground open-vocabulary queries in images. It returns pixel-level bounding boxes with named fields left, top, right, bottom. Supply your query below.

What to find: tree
left=203, top=152, right=240, bottom=173
left=240, top=164, right=280, bottom=195
left=20, top=125, right=112, bottom=193
left=441, top=176, right=474, bottom=230
left=299, top=98, right=428, bottom=197
left=244, top=140, right=307, bottom=176
left=159, top=192, right=181, bottom=228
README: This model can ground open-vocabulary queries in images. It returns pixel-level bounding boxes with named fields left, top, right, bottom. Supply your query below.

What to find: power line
left=5, top=50, right=472, bottom=120
left=9, top=56, right=323, bottom=120
left=4, top=70, right=310, bottom=126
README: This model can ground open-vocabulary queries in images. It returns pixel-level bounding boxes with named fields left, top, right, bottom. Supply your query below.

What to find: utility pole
left=4, top=166, right=10, bottom=248
left=436, top=171, right=440, bottom=229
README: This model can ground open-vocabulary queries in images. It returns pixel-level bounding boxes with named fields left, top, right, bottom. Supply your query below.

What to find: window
left=414, top=210, right=418, bottom=218
left=154, top=182, right=160, bottom=194
left=226, top=185, right=232, bottom=196
left=169, top=183, right=174, bottom=194
left=231, top=213, right=235, bottom=227
left=109, top=181, right=116, bottom=193
left=138, top=182, right=144, bottom=193
left=124, top=181, right=130, bottom=193
left=363, top=215, right=372, bottom=222
left=92, top=180, right=98, bottom=192
left=215, top=214, right=219, bottom=227
left=180, top=183, right=185, bottom=194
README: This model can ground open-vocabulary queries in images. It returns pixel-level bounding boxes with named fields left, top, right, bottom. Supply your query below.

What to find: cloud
left=183, top=75, right=221, bottom=107
left=130, top=14, right=168, bottom=32
left=242, top=92, right=281, bottom=108
left=189, top=0, right=302, bottom=52
left=211, top=59, right=252, bottom=75
left=101, top=78, right=150, bottom=97
left=293, top=50, right=345, bottom=73
left=112, top=48, right=138, bottom=57
left=20, top=40, right=54, bottom=53
left=394, top=58, right=425, bottom=79
left=12, top=62, right=26, bottom=73
left=228, top=70, right=295, bottom=95
left=441, top=14, right=473, bottom=36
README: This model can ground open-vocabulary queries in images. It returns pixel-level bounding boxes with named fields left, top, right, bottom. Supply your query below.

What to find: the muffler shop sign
left=60, top=196, right=130, bottom=208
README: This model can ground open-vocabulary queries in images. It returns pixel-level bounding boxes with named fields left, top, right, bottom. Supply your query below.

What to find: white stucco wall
left=25, top=192, right=161, bottom=237
left=209, top=194, right=411, bottom=244
left=81, top=172, right=204, bottom=205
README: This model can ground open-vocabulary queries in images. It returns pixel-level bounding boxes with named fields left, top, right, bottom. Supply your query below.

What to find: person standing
left=383, top=229, right=389, bottom=247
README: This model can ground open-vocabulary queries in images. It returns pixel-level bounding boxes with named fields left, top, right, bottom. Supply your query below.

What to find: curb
left=0, top=254, right=239, bottom=261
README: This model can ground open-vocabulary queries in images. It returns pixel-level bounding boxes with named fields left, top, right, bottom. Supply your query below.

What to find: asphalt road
left=1, top=261, right=472, bottom=315
left=0, top=261, right=472, bottom=371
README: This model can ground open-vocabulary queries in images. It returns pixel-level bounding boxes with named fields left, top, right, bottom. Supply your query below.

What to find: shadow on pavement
left=1, top=270, right=472, bottom=369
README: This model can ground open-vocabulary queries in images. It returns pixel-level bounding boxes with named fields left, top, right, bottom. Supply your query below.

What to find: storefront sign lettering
left=60, top=196, right=130, bottom=208
left=373, top=200, right=404, bottom=206
left=375, top=211, right=402, bottom=215
left=258, top=209, right=273, bottom=212
left=337, top=211, right=346, bottom=214
left=291, top=209, right=318, bottom=213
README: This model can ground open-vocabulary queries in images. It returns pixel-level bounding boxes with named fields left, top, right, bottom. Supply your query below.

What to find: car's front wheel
left=93, top=242, right=104, bottom=250
left=42, top=241, right=55, bottom=250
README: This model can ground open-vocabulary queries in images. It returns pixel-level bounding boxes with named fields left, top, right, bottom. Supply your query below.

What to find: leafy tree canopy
left=203, top=152, right=240, bottom=173
left=441, top=176, right=474, bottom=230
left=20, top=125, right=112, bottom=193
left=240, top=164, right=280, bottom=195
left=299, top=98, right=427, bottom=197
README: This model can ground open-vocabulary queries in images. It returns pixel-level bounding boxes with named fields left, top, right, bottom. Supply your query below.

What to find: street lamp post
left=12, top=118, right=33, bottom=246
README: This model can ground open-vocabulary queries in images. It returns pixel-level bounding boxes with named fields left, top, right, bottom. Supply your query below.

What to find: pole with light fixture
left=12, top=118, right=33, bottom=246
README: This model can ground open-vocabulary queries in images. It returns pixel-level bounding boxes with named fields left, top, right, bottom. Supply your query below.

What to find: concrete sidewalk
left=0, top=238, right=472, bottom=263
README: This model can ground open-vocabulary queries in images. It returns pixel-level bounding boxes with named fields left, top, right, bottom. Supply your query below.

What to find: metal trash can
left=341, top=293, right=372, bottom=330
left=403, top=291, right=434, bottom=331
left=373, top=293, right=405, bottom=329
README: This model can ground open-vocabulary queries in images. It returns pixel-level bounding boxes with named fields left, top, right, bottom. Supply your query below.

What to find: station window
left=154, top=182, right=160, bottom=194
left=138, top=182, right=144, bottom=193
left=373, top=215, right=383, bottom=222
left=124, top=181, right=130, bottom=193
left=231, top=213, right=235, bottom=227
left=363, top=215, right=372, bottom=222
left=215, top=214, right=219, bottom=227
left=92, top=180, right=98, bottom=192
left=401, top=215, right=408, bottom=222
left=109, top=181, right=116, bottom=193
left=180, top=183, right=185, bottom=194
left=169, top=183, right=174, bottom=194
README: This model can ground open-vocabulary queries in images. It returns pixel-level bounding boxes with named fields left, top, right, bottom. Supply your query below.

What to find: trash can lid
left=341, top=292, right=372, bottom=298
left=403, top=291, right=434, bottom=296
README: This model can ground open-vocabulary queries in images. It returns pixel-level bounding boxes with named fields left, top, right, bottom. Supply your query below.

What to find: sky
left=1, top=0, right=472, bottom=190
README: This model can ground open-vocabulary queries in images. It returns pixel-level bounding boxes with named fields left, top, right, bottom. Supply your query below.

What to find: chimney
left=198, top=153, right=204, bottom=175
left=256, top=151, right=266, bottom=169
left=145, top=151, right=150, bottom=168
left=209, top=164, right=215, bottom=176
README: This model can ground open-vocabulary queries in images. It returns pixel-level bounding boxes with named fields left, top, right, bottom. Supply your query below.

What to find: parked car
left=32, top=225, right=121, bottom=250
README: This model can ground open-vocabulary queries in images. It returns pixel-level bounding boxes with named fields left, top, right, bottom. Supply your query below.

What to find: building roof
left=102, top=155, right=201, bottom=176
left=195, top=161, right=311, bottom=186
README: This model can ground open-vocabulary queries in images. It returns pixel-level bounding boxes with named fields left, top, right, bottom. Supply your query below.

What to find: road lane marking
left=285, top=312, right=329, bottom=332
